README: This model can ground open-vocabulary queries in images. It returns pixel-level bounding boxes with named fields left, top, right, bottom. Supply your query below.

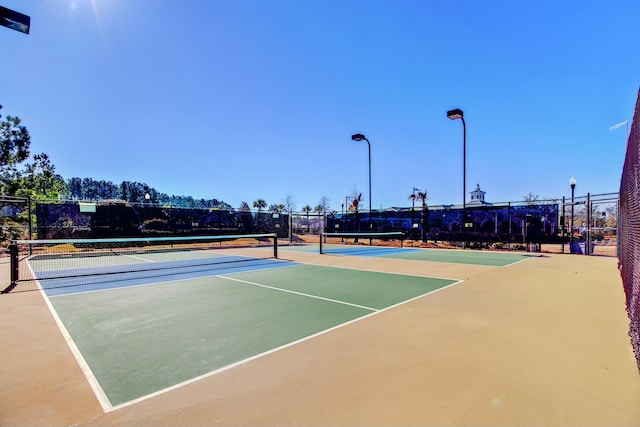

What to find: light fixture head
left=570, top=177, right=576, bottom=186
left=447, top=109, right=464, bottom=120
left=351, top=133, right=366, bottom=141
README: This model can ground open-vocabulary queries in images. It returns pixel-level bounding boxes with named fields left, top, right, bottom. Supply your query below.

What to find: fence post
left=9, top=242, right=18, bottom=285
left=586, top=193, right=591, bottom=255
left=561, top=196, right=566, bottom=254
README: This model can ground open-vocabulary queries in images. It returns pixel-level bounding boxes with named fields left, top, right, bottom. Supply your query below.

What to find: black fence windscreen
left=35, top=202, right=290, bottom=239
left=0, top=196, right=31, bottom=244
left=326, top=203, right=559, bottom=245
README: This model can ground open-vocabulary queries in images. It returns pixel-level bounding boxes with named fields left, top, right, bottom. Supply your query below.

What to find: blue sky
left=2, top=0, right=637, bottom=211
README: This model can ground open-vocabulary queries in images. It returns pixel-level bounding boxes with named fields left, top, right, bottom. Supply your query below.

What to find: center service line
left=219, top=275, right=378, bottom=312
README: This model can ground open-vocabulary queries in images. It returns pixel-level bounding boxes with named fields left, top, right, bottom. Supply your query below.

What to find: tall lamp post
left=570, top=177, right=576, bottom=248
left=344, top=196, right=351, bottom=232
left=340, top=200, right=345, bottom=241
left=351, top=134, right=372, bottom=237
left=447, top=108, right=466, bottom=243
left=411, top=187, right=420, bottom=236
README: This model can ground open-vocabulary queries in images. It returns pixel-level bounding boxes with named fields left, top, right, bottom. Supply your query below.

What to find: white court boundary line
left=34, top=258, right=462, bottom=413
left=122, top=254, right=156, bottom=263
left=25, top=262, right=113, bottom=411
left=285, top=260, right=461, bottom=282
left=220, top=275, right=378, bottom=312
left=379, top=250, right=538, bottom=268
left=48, top=260, right=300, bottom=298
left=315, top=244, right=539, bottom=268
left=34, top=259, right=302, bottom=412
left=500, top=256, right=538, bottom=268
left=40, top=290, right=114, bottom=411
left=105, top=276, right=463, bottom=413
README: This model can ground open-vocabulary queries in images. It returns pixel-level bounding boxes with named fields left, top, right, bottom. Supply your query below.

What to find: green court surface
left=379, top=248, right=535, bottom=266
left=284, top=244, right=536, bottom=267
left=48, top=264, right=456, bottom=408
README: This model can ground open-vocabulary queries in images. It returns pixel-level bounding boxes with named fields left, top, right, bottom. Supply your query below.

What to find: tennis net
left=320, top=232, right=405, bottom=254
left=5, top=233, right=278, bottom=293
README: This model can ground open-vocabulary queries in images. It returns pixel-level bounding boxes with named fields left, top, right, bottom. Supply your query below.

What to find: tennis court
left=312, top=244, right=536, bottom=267
left=9, top=235, right=459, bottom=410
left=1, top=235, right=639, bottom=426
left=286, top=232, right=539, bottom=267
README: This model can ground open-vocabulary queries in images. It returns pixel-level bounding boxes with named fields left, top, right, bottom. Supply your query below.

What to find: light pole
left=447, top=108, right=466, bottom=243
left=411, top=187, right=420, bottom=236
left=570, top=177, right=576, bottom=248
left=341, top=200, right=345, bottom=241
left=345, top=196, right=351, bottom=232
left=351, top=134, right=372, bottom=236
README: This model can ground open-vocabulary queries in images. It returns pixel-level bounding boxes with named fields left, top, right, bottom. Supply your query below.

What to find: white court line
left=219, top=275, right=379, bottom=312
left=37, top=258, right=461, bottom=413
left=25, top=262, right=113, bottom=411
left=374, top=247, right=540, bottom=268
left=286, top=260, right=460, bottom=282
left=501, top=256, right=538, bottom=268
left=106, top=277, right=464, bottom=413
left=123, top=254, right=156, bottom=263
left=48, top=261, right=302, bottom=298
left=38, top=260, right=303, bottom=412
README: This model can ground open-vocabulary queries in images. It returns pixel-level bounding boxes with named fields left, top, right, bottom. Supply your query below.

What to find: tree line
left=65, top=177, right=232, bottom=209
left=0, top=107, right=333, bottom=213
left=0, top=106, right=231, bottom=209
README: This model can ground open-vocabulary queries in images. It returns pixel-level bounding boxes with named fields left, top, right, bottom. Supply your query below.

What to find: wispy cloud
left=609, top=120, right=628, bottom=131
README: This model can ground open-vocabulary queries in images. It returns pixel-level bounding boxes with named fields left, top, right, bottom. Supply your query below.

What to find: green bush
left=142, top=218, right=170, bottom=232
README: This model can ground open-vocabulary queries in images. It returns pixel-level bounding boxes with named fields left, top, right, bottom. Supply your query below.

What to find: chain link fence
left=618, top=88, right=640, bottom=372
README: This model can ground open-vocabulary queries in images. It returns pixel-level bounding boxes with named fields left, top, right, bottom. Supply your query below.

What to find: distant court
left=287, top=243, right=537, bottom=267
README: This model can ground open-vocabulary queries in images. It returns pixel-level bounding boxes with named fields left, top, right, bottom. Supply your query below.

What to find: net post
left=9, top=242, right=18, bottom=285
left=273, top=233, right=278, bottom=258
left=289, top=211, right=293, bottom=243
left=319, top=232, right=324, bottom=254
